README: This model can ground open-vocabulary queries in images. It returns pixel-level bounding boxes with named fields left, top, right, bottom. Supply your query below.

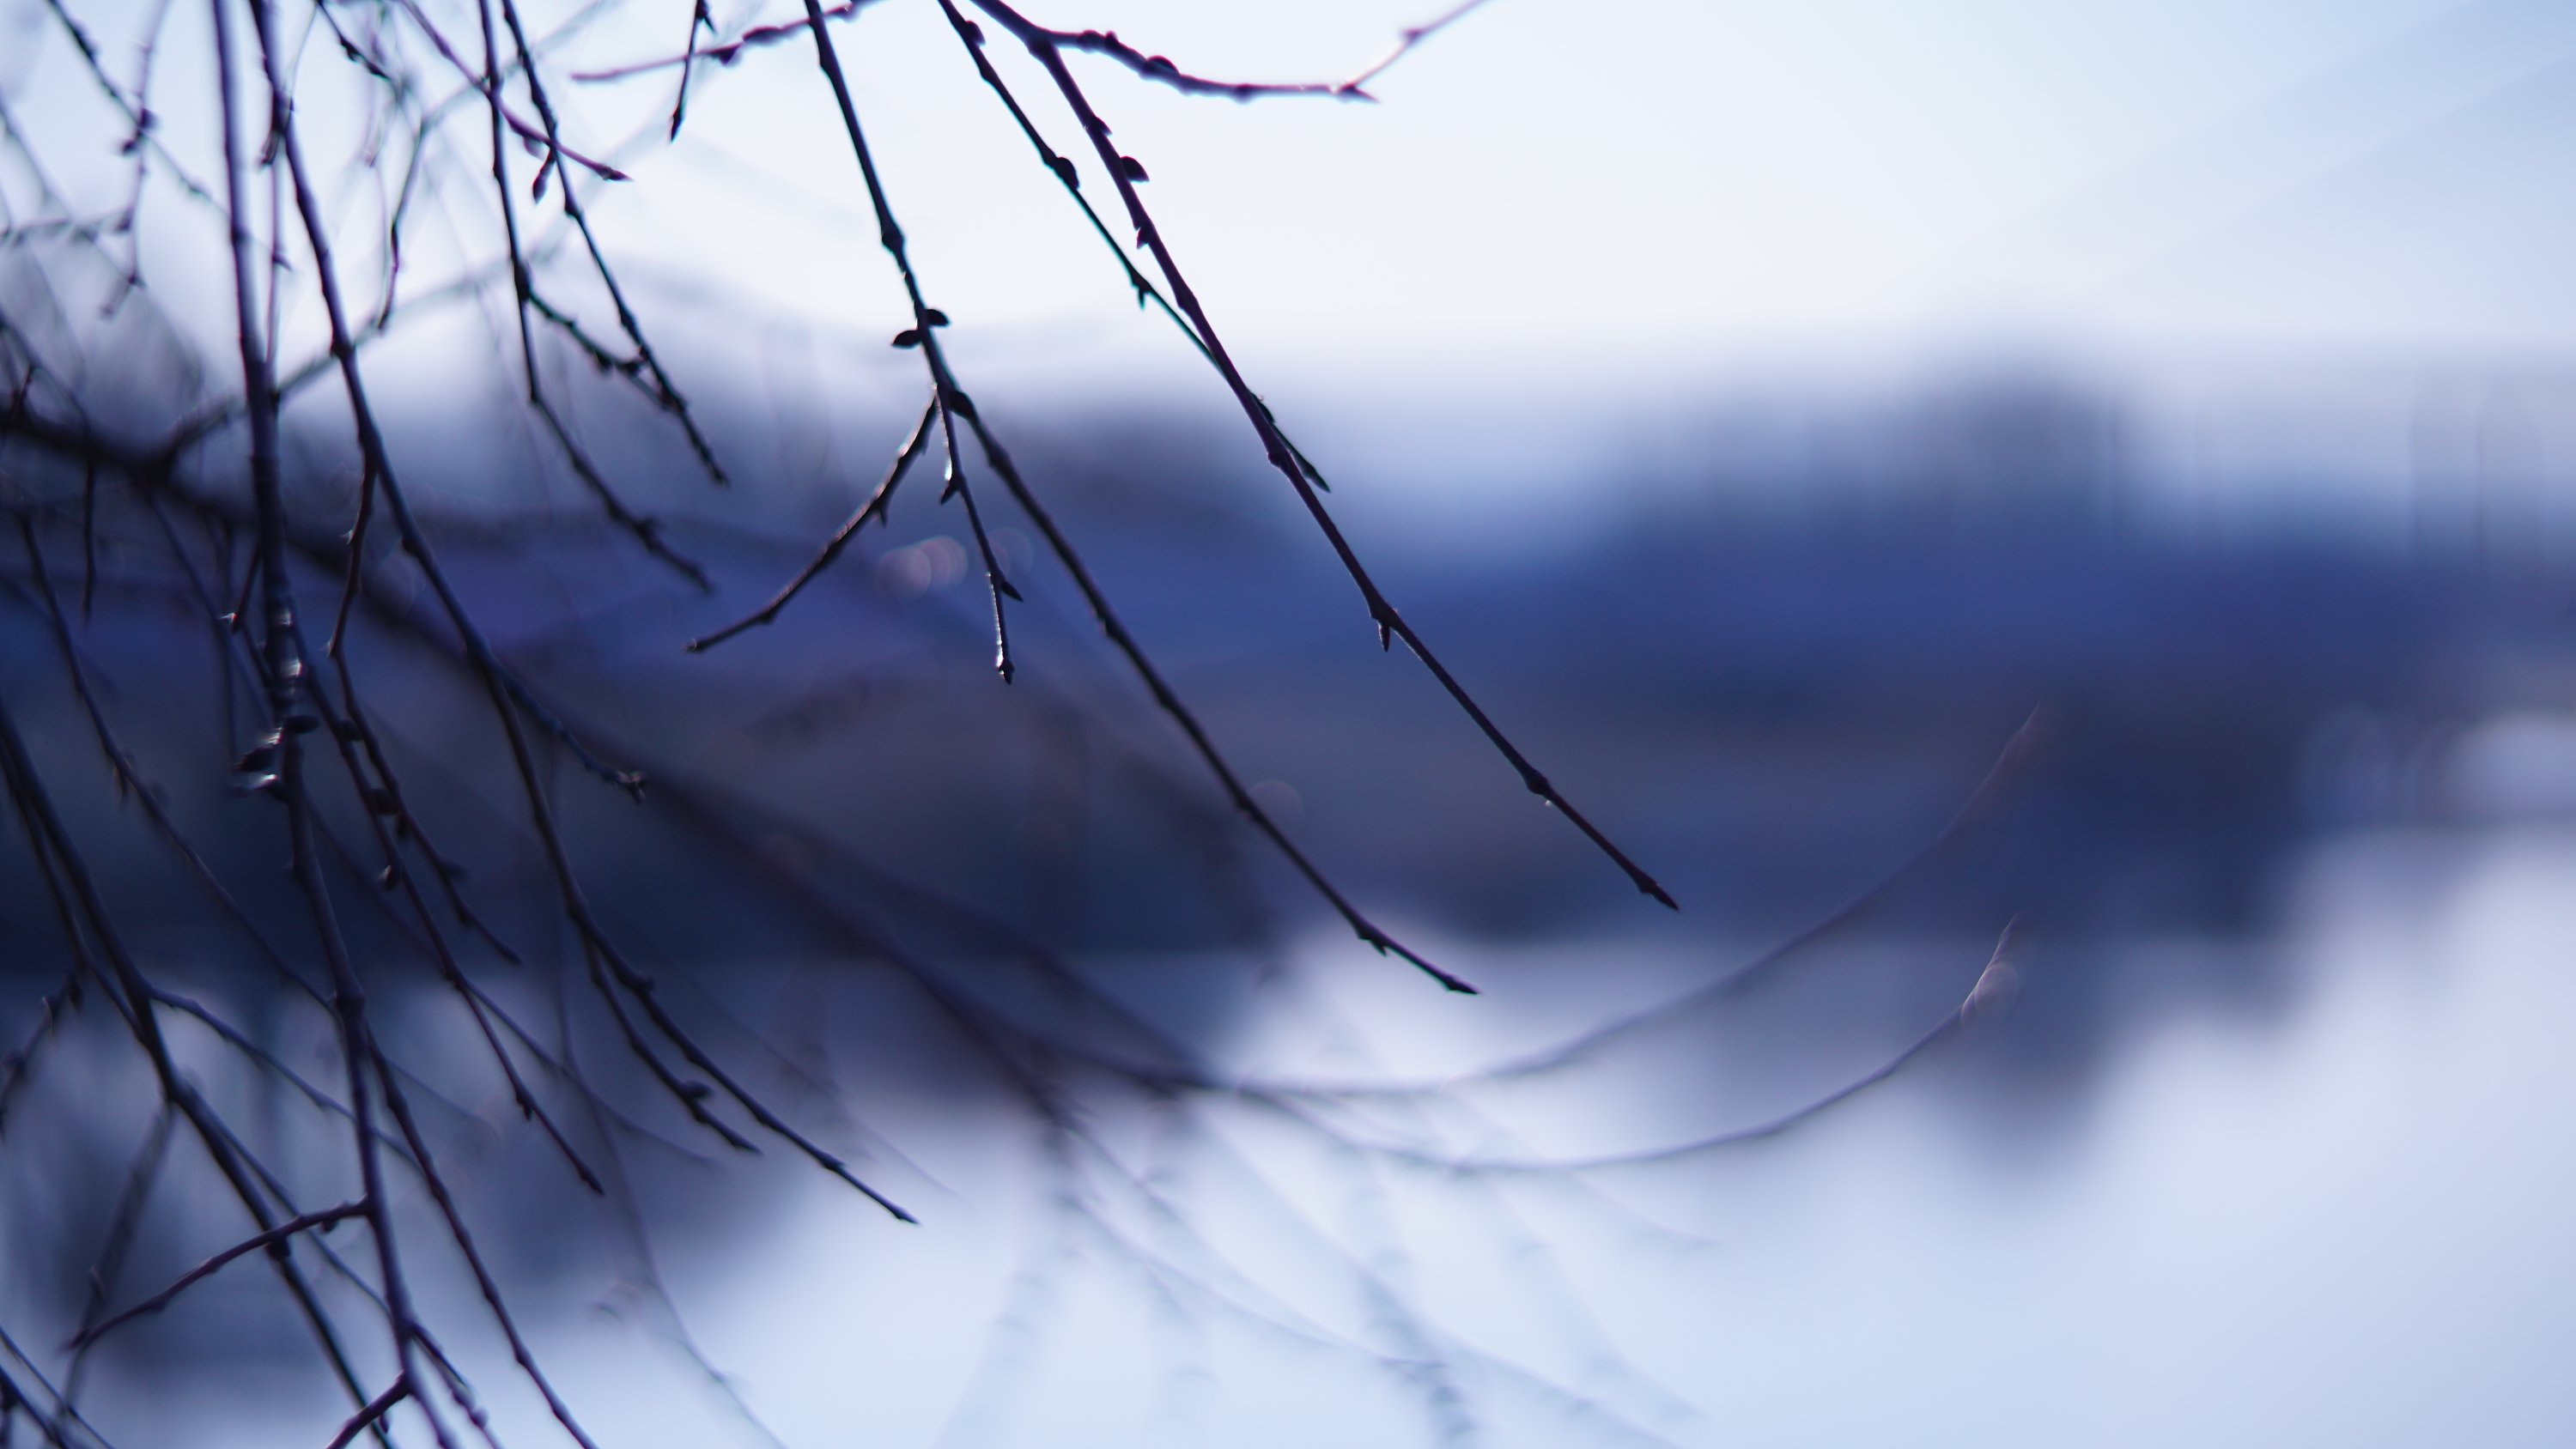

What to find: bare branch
left=71, top=1203, right=366, bottom=1349
left=973, top=0, right=1674, bottom=911
left=572, top=0, right=884, bottom=83
left=687, top=397, right=937, bottom=652
left=1340, top=0, right=1502, bottom=95
left=323, top=1377, right=412, bottom=1449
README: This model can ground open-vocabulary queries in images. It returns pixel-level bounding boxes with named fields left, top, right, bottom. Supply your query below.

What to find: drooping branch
left=451, top=0, right=711, bottom=587
left=571, top=0, right=884, bottom=83
left=576, top=0, right=1490, bottom=101
left=71, top=1203, right=367, bottom=1349
left=795, top=0, right=1021, bottom=681
left=1338, top=0, right=1501, bottom=95
left=970, top=0, right=1674, bottom=912
left=1371, top=921, right=2028, bottom=1175
left=222, top=0, right=456, bottom=1440
left=686, top=396, right=937, bottom=652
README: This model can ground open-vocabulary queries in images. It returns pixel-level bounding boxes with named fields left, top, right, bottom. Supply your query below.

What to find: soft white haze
left=556, top=0, right=2576, bottom=388
left=9, top=0, right=2572, bottom=470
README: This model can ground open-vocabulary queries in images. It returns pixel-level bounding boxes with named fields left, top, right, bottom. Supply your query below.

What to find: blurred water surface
left=108, top=821, right=2576, bottom=1448
left=15, top=372, right=2576, bottom=1445
left=591, top=826, right=2576, bottom=1449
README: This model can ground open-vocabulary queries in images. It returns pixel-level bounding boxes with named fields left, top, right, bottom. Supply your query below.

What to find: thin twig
left=72, top=1203, right=366, bottom=1349
left=1340, top=0, right=1501, bottom=95
left=228, top=0, right=459, bottom=1440
left=570, top=0, right=883, bottom=82
left=459, top=0, right=710, bottom=587
left=1388, top=921, right=2029, bottom=1175
left=686, top=397, right=937, bottom=651
left=976, top=0, right=1674, bottom=911
left=323, top=1377, right=412, bottom=1449
left=961, top=407, right=1478, bottom=992
left=797, top=0, right=1021, bottom=679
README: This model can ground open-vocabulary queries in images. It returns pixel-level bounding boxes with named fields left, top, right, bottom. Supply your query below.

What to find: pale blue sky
left=8, top=0, right=2573, bottom=406
left=560, top=0, right=2576, bottom=385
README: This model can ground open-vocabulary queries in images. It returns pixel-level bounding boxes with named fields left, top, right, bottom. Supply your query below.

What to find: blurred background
left=5, top=0, right=2576, bottom=1445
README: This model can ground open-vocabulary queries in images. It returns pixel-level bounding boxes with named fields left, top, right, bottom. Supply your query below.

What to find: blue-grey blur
left=3, top=1, right=2573, bottom=1446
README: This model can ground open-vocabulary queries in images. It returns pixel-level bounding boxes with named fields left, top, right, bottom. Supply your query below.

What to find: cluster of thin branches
left=0, top=0, right=2033, bottom=1443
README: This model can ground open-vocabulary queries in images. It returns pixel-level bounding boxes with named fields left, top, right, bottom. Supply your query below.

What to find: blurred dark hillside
left=12, top=367, right=2569, bottom=1028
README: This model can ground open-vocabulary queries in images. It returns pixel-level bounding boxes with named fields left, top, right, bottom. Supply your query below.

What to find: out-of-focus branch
left=71, top=1203, right=367, bottom=1349
left=1339, top=0, right=1501, bottom=95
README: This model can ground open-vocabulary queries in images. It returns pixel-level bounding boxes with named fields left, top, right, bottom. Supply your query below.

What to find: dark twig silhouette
left=0, top=2, right=2034, bottom=1444
left=968, top=0, right=1675, bottom=910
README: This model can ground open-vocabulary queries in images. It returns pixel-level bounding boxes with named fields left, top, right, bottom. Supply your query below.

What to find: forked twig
left=686, top=397, right=936, bottom=652
left=795, top=0, right=1021, bottom=681
left=968, top=0, right=1674, bottom=911
left=1340, top=0, right=1502, bottom=95
left=571, top=0, right=881, bottom=82
left=72, top=1203, right=366, bottom=1349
